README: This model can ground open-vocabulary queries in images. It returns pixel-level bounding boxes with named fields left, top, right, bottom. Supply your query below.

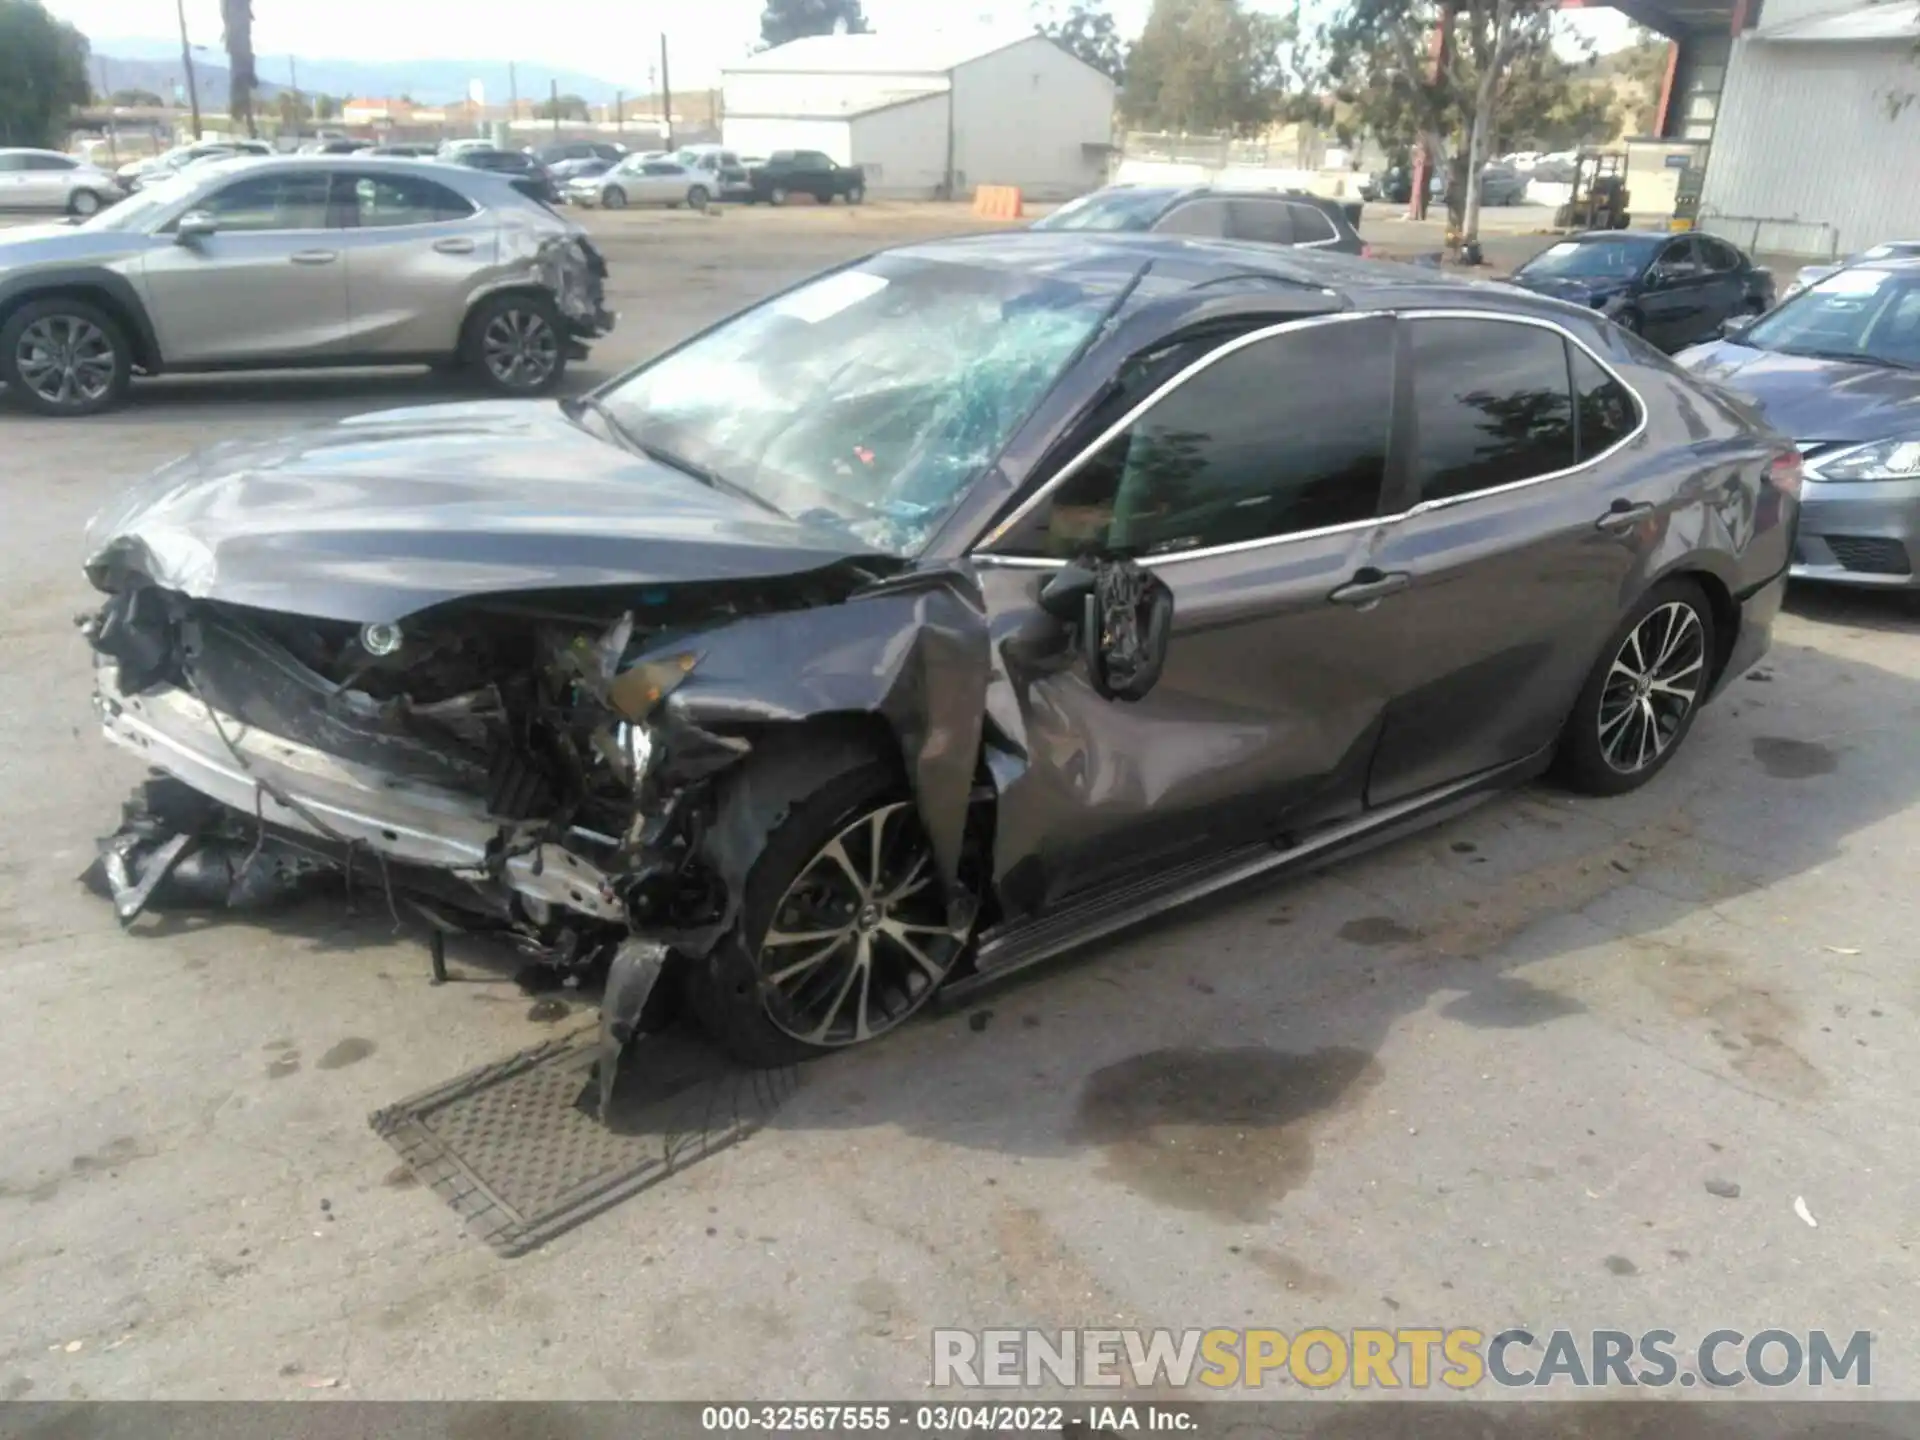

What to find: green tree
left=275, top=90, right=312, bottom=129
left=1323, top=0, right=1562, bottom=251
left=533, top=93, right=591, bottom=121
left=760, top=0, right=869, bottom=48
left=1604, top=29, right=1671, bottom=136
left=1123, top=0, right=1305, bottom=135
left=221, top=0, right=257, bottom=136
left=1034, top=0, right=1129, bottom=82
left=108, top=87, right=166, bottom=107
left=0, top=0, right=90, bottom=147
left=313, top=93, right=340, bottom=121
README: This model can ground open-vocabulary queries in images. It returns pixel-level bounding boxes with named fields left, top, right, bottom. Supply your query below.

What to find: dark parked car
left=746, top=150, right=866, bottom=205
left=446, top=147, right=558, bottom=201
left=549, top=155, right=617, bottom=187
left=366, top=143, right=439, bottom=159
left=1034, top=185, right=1368, bottom=255
left=80, top=233, right=1796, bottom=1098
left=1678, top=256, right=1920, bottom=590
left=1506, top=231, right=1775, bottom=351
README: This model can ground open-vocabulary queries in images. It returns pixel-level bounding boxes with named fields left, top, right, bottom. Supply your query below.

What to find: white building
left=1696, top=0, right=1920, bottom=255
left=720, top=31, right=1117, bottom=201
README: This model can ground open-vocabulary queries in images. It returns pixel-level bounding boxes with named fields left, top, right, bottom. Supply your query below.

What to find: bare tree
left=221, top=0, right=256, bottom=137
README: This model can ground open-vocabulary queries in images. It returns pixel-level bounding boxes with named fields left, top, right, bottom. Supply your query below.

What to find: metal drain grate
left=371, top=1027, right=798, bottom=1255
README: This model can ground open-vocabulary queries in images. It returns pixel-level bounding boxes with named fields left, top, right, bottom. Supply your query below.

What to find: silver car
left=116, top=141, right=273, bottom=193
left=0, top=149, right=120, bottom=217
left=570, top=155, right=712, bottom=211
left=0, top=155, right=614, bottom=417
left=1783, top=240, right=1920, bottom=300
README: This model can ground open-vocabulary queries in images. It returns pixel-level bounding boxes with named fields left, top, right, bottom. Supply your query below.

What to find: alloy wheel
left=1597, top=601, right=1706, bottom=774
left=70, top=189, right=102, bottom=217
left=480, top=309, right=558, bottom=390
left=758, top=801, right=968, bottom=1047
left=14, top=315, right=117, bottom=409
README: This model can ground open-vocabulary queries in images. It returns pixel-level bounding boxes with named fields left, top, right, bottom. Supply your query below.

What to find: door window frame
left=333, top=169, right=479, bottom=229
left=972, top=308, right=1648, bottom=569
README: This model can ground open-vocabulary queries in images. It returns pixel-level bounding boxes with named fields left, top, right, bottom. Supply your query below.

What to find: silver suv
left=0, top=155, right=613, bottom=416
left=0, top=148, right=119, bottom=218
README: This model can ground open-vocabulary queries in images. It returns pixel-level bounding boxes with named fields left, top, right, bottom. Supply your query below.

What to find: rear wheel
left=769, top=186, right=790, bottom=207
left=1555, top=579, right=1717, bottom=796
left=691, top=758, right=972, bottom=1067
left=687, top=185, right=710, bottom=212
left=68, top=188, right=105, bottom=217
left=0, top=297, right=132, bottom=417
left=463, top=292, right=566, bottom=397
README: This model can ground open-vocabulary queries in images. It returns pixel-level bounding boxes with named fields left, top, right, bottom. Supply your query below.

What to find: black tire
left=0, top=296, right=133, bottom=417
left=68, top=188, right=105, bottom=218
left=1554, top=578, right=1718, bottom=797
left=769, top=186, right=790, bottom=207
left=600, top=185, right=626, bottom=210
left=690, top=751, right=970, bottom=1068
left=462, top=291, right=567, bottom=397
left=845, top=184, right=865, bottom=205
left=687, top=185, right=710, bottom=212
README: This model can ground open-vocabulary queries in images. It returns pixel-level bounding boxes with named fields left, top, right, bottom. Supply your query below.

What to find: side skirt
left=938, top=744, right=1556, bottom=1006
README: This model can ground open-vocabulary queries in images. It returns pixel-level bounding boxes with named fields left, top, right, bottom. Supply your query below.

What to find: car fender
left=0, top=266, right=163, bottom=371
left=462, top=225, right=603, bottom=333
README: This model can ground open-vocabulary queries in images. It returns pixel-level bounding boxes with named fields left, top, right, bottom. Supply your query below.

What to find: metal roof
left=723, top=28, right=1045, bottom=76
left=1755, top=0, right=1919, bottom=38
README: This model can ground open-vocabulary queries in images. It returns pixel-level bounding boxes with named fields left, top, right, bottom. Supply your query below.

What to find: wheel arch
left=1645, top=560, right=1742, bottom=691
left=0, top=270, right=163, bottom=373
left=457, top=282, right=562, bottom=348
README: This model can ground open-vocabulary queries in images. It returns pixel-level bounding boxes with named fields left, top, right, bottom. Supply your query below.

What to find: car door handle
left=1596, top=500, right=1656, bottom=534
left=432, top=237, right=476, bottom=254
left=289, top=250, right=338, bottom=265
left=1328, top=568, right=1411, bottom=607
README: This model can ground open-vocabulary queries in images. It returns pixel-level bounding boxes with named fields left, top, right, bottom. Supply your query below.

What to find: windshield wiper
left=634, top=440, right=791, bottom=519
left=1777, top=346, right=1918, bottom=372
left=560, top=393, right=643, bottom=449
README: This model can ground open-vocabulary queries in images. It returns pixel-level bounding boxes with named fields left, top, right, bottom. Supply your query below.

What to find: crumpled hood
left=1674, top=342, right=1920, bottom=443
left=1505, top=273, right=1631, bottom=307
left=85, top=400, right=888, bottom=624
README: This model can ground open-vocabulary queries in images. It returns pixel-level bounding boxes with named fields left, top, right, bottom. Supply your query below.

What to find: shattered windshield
left=597, top=254, right=1123, bottom=556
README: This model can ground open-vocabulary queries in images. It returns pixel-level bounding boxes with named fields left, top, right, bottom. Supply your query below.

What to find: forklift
left=1554, top=151, right=1631, bottom=230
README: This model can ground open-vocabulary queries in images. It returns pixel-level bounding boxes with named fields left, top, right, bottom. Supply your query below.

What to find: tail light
left=1767, top=449, right=1804, bottom=500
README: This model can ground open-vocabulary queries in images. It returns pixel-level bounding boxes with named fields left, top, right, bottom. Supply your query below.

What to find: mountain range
left=92, top=38, right=645, bottom=108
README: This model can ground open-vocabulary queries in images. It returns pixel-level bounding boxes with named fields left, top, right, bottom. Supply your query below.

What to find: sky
left=40, top=0, right=1633, bottom=90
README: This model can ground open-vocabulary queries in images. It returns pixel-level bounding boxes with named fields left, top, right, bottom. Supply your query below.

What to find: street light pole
left=175, top=0, right=203, bottom=138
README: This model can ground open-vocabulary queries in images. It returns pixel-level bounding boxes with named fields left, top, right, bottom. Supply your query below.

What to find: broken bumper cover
left=94, top=662, right=626, bottom=924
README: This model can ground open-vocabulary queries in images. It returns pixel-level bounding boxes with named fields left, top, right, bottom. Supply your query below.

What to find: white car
left=1783, top=240, right=1920, bottom=299
left=0, top=149, right=119, bottom=217
left=569, top=155, right=712, bottom=211
left=116, top=141, right=271, bottom=192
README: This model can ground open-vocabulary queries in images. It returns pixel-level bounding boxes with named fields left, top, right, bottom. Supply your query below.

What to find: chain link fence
left=1696, top=212, right=1840, bottom=259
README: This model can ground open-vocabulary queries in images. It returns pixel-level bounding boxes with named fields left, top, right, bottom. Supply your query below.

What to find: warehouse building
left=1581, top=0, right=1920, bottom=254
left=720, top=31, right=1117, bottom=201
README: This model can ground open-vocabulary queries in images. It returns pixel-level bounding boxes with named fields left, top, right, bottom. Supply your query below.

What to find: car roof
left=1845, top=255, right=1920, bottom=275
left=183, top=153, right=538, bottom=192
left=1567, top=230, right=1672, bottom=246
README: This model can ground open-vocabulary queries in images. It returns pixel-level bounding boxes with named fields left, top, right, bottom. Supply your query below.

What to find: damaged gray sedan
left=80, top=232, right=1801, bottom=1091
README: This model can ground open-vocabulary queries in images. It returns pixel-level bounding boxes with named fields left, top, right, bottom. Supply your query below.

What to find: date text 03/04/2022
left=699, top=1405, right=1197, bottom=1431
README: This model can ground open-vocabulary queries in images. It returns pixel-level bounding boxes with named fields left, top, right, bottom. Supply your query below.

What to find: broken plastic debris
left=1823, top=946, right=1862, bottom=956
left=64, top=1340, right=84, bottom=1353
left=1705, top=1178, right=1741, bottom=1199
left=302, top=1376, right=341, bottom=1389
left=1794, top=1196, right=1818, bottom=1228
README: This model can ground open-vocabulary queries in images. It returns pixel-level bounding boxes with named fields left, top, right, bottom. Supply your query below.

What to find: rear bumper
left=1711, top=568, right=1787, bottom=700
left=1790, top=477, right=1920, bottom=590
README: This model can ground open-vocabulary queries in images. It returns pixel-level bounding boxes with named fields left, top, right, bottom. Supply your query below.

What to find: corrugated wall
left=1699, top=36, right=1920, bottom=256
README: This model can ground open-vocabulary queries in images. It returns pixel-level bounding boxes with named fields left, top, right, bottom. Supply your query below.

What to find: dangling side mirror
left=1039, top=556, right=1175, bottom=703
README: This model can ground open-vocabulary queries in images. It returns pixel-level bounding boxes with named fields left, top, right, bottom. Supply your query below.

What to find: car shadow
left=1, top=367, right=610, bottom=421
left=1783, top=579, right=1919, bottom=633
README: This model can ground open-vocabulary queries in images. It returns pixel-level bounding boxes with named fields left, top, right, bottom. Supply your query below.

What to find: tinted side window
left=24, top=155, right=76, bottom=171
left=0, top=155, right=24, bottom=172
left=347, top=173, right=475, bottom=226
left=642, top=162, right=680, bottom=175
left=1409, top=318, right=1575, bottom=502
left=1288, top=203, right=1338, bottom=244
left=198, top=172, right=333, bottom=231
left=1157, top=199, right=1231, bottom=238
left=1658, top=237, right=1702, bottom=274
left=1228, top=200, right=1293, bottom=246
left=1571, top=347, right=1640, bottom=461
left=1000, top=319, right=1393, bottom=559
left=1702, top=238, right=1741, bottom=273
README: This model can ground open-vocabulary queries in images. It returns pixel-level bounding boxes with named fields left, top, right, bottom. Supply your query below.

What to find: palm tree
left=221, top=0, right=257, bottom=137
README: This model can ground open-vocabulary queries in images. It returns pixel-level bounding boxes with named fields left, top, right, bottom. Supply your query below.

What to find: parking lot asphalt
left=2, top=202, right=1918, bottom=1403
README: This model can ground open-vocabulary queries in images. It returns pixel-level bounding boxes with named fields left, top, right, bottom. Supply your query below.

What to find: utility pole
left=175, top=0, right=203, bottom=138
left=97, top=57, right=118, bottom=162
left=615, top=91, right=624, bottom=133
left=660, top=34, right=674, bottom=150
left=509, top=62, right=519, bottom=124
left=289, top=56, right=300, bottom=140
left=550, top=79, right=560, bottom=134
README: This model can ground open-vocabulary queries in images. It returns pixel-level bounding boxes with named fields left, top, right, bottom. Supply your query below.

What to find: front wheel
left=0, top=297, right=132, bottom=417
left=769, top=186, right=790, bottom=207
left=691, top=759, right=972, bottom=1067
left=463, top=292, right=567, bottom=397
left=1554, top=580, right=1717, bottom=796
left=845, top=184, right=866, bottom=205
left=687, top=185, right=710, bottom=212
left=68, top=188, right=104, bottom=217
left=600, top=185, right=626, bottom=210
